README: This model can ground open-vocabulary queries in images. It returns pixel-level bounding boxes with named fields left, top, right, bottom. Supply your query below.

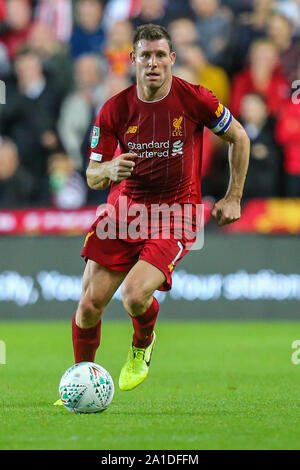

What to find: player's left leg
left=119, top=260, right=165, bottom=391
left=122, top=260, right=164, bottom=345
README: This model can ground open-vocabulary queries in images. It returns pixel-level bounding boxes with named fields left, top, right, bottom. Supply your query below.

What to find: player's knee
left=121, top=283, right=148, bottom=316
left=76, top=296, right=104, bottom=328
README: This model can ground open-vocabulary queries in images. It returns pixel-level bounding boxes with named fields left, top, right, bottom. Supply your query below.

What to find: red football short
left=81, top=223, right=192, bottom=291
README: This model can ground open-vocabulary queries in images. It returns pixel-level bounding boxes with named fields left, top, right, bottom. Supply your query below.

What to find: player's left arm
left=211, top=116, right=250, bottom=226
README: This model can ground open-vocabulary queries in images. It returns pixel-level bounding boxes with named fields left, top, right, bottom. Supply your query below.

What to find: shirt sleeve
left=89, top=100, right=118, bottom=163
left=198, top=86, right=232, bottom=136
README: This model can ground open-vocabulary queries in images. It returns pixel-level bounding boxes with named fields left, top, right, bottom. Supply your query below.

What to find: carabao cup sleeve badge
left=91, top=126, right=100, bottom=149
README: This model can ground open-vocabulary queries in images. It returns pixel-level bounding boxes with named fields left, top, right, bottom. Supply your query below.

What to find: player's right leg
left=73, top=259, right=127, bottom=363
left=54, top=260, right=126, bottom=406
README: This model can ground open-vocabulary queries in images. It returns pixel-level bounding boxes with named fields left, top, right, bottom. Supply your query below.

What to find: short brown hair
left=133, top=24, right=173, bottom=52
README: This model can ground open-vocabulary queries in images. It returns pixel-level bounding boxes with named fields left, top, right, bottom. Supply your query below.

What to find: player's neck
left=137, top=77, right=172, bottom=102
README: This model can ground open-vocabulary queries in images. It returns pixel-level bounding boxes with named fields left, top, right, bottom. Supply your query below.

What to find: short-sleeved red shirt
left=89, top=75, right=232, bottom=207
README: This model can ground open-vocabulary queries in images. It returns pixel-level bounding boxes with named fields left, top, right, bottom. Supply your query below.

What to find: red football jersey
left=89, top=76, right=232, bottom=206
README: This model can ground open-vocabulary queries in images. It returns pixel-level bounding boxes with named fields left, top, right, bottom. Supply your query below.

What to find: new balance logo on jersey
left=171, top=140, right=183, bottom=157
left=126, top=126, right=138, bottom=134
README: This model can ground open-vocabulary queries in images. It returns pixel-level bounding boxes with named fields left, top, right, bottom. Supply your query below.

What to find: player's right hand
left=106, top=153, right=138, bottom=182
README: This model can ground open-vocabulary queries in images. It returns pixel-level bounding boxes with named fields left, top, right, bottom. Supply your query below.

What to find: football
left=59, top=362, right=114, bottom=413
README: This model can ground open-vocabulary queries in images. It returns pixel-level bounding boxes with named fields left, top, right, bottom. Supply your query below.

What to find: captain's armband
left=208, top=105, right=232, bottom=136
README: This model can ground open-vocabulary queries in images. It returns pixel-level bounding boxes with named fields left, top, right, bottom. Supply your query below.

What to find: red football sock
left=130, top=297, right=159, bottom=348
left=72, top=315, right=101, bottom=363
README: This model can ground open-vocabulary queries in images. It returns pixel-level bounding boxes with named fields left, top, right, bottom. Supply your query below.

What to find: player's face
left=131, top=39, right=176, bottom=92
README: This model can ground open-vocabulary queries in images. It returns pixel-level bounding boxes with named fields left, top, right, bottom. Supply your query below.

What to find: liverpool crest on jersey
left=172, top=116, right=183, bottom=137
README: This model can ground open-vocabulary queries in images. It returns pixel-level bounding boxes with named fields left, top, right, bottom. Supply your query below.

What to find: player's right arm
left=85, top=99, right=138, bottom=190
left=86, top=153, right=138, bottom=190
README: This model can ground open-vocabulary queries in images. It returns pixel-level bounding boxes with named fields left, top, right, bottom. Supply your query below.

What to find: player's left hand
left=211, top=197, right=241, bottom=226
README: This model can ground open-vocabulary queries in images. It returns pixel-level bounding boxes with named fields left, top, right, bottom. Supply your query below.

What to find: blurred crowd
left=0, top=0, right=300, bottom=210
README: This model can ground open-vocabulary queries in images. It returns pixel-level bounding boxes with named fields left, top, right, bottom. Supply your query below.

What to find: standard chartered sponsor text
left=128, top=140, right=170, bottom=158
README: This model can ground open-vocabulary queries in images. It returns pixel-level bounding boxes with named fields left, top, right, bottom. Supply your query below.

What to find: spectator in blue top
left=70, top=0, right=105, bottom=59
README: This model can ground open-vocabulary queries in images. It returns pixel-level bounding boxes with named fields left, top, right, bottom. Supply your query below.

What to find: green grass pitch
left=0, top=320, right=300, bottom=450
